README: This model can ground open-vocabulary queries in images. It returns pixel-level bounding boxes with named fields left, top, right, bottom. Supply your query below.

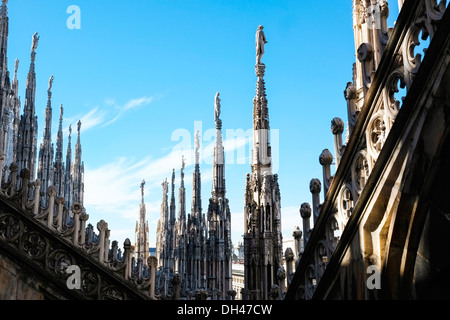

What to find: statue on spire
left=194, top=130, right=200, bottom=165
left=215, top=92, right=221, bottom=122
left=31, top=32, right=39, bottom=53
left=48, top=75, right=54, bottom=92
left=255, top=25, right=267, bottom=65
left=141, top=179, right=145, bottom=199
left=14, top=59, right=19, bottom=76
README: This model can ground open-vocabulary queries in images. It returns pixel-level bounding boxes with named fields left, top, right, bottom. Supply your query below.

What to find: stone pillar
left=148, top=256, right=158, bottom=299
left=97, top=219, right=108, bottom=263
left=0, top=151, right=4, bottom=184
left=310, top=178, right=322, bottom=224
left=292, top=226, right=302, bottom=263
left=124, top=238, right=131, bottom=280
left=8, top=162, right=18, bottom=197
left=344, top=82, right=357, bottom=137
left=47, top=186, right=56, bottom=229
left=56, top=196, right=64, bottom=232
left=319, top=149, right=333, bottom=198
left=331, top=117, right=345, bottom=168
left=79, top=210, right=89, bottom=246
left=72, top=203, right=83, bottom=246
left=277, top=266, right=286, bottom=299
left=33, top=179, right=41, bottom=216
left=285, top=248, right=294, bottom=288
left=104, top=228, right=110, bottom=262
left=300, top=202, right=311, bottom=246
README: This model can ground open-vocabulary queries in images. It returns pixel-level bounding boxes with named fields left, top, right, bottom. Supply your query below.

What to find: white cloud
left=103, top=96, right=154, bottom=126
left=61, top=96, right=155, bottom=135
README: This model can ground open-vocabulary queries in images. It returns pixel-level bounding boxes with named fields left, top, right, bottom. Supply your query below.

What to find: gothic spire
left=17, top=31, right=39, bottom=179
left=178, top=155, right=186, bottom=222
left=72, top=120, right=84, bottom=205
left=139, top=179, right=147, bottom=230
left=243, top=26, right=283, bottom=300
left=0, top=0, right=8, bottom=77
left=63, top=124, right=72, bottom=207
left=136, top=179, right=149, bottom=265
left=192, top=130, right=202, bottom=217
left=170, top=168, right=176, bottom=224
left=252, top=25, right=271, bottom=177
left=212, top=92, right=225, bottom=199
left=54, top=104, right=64, bottom=196
left=37, top=75, right=55, bottom=205
left=55, top=105, right=64, bottom=165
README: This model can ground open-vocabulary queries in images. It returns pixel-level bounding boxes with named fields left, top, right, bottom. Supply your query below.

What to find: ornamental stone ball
left=292, top=226, right=302, bottom=239
left=309, top=178, right=322, bottom=194
left=300, top=202, right=311, bottom=219
left=124, top=238, right=131, bottom=249
left=331, top=117, right=345, bottom=135
left=319, top=149, right=334, bottom=166
left=172, top=273, right=182, bottom=285
left=285, top=247, right=295, bottom=260
left=277, top=266, right=286, bottom=280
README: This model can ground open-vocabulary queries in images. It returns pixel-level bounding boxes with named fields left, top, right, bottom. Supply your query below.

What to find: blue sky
left=7, top=1, right=399, bottom=249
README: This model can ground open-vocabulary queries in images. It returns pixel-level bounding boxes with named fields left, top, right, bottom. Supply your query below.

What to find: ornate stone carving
left=47, top=249, right=73, bottom=276
left=300, top=202, right=311, bottom=219
left=319, top=149, right=333, bottom=166
left=309, top=178, right=321, bottom=194
left=0, top=213, right=22, bottom=241
left=368, top=113, right=386, bottom=156
left=331, top=117, right=345, bottom=135
left=21, top=231, right=47, bottom=259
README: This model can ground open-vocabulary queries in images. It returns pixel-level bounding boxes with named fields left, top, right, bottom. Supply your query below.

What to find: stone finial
left=71, top=203, right=83, bottom=215
left=300, top=202, right=311, bottom=219
left=331, top=117, right=345, bottom=135
left=47, top=185, right=57, bottom=197
left=319, top=149, right=333, bottom=166
left=344, top=81, right=356, bottom=100
left=80, top=211, right=89, bottom=221
left=123, top=238, right=131, bottom=249
left=20, top=168, right=30, bottom=179
left=56, top=196, right=65, bottom=205
left=292, top=226, right=302, bottom=240
left=309, top=178, right=322, bottom=194
left=148, top=255, right=158, bottom=268
left=97, top=219, right=108, bottom=232
left=285, top=247, right=294, bottom=261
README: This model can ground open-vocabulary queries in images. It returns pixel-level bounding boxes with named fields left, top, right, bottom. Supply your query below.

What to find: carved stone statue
left=14, top=59, right=19, bottom=75
left=48, top=75, right=54, bottom=92
left=255, top=25, right=267, bottom=65
left=214, top=92, right=221, bottom=122
left=140, top=179, right=145, bottom=198
left=31, top=32, right=39, bottom=53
